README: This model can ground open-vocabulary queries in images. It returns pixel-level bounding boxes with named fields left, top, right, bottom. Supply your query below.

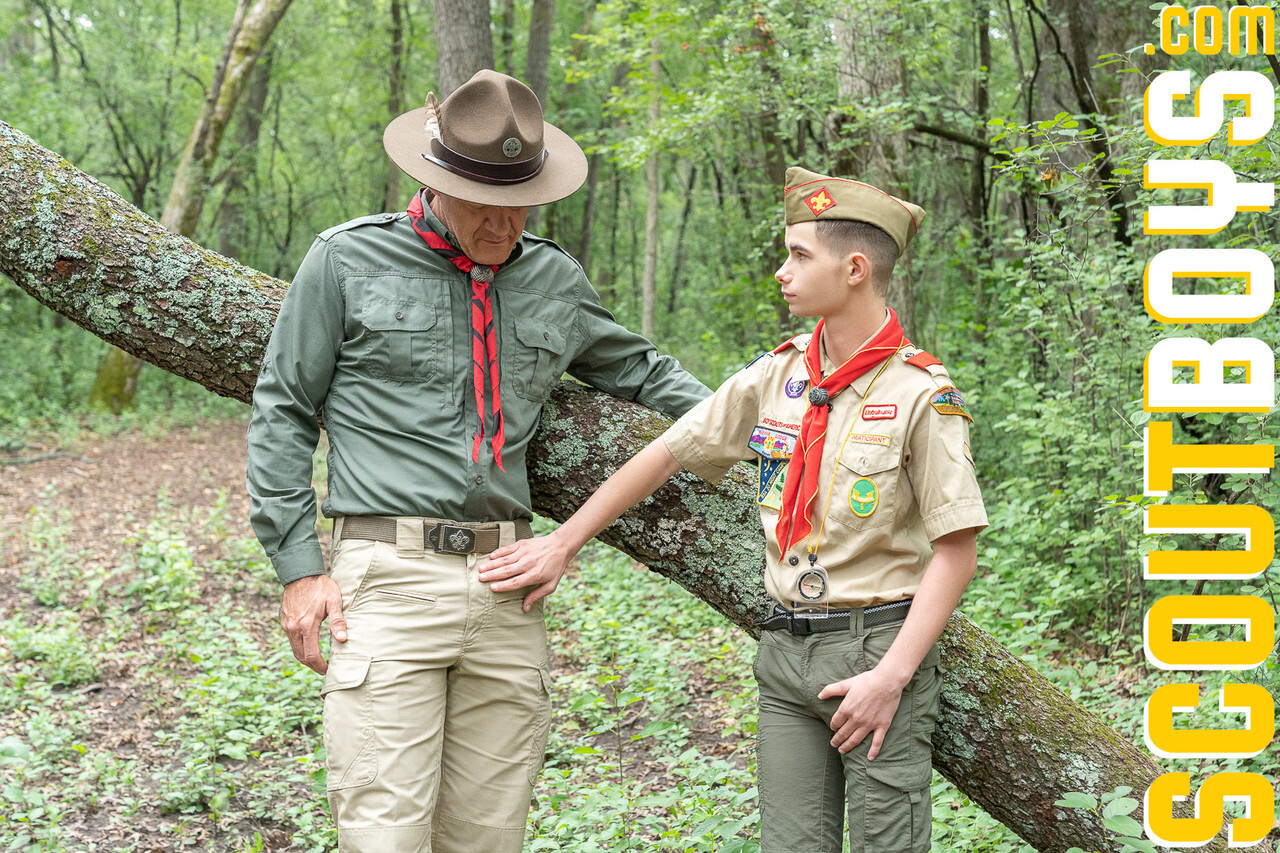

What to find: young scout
left=481, top=166, right=988, bottom=852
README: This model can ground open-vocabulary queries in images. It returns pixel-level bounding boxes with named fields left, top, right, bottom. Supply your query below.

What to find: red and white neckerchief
left=407, top=192, right=506, bottom=470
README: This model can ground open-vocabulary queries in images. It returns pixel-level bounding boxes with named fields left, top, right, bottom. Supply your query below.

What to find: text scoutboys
left=482, top=166, right=987, bottom=852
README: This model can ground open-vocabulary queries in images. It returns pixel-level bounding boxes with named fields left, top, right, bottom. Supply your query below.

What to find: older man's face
left=430, top=192, right=529, bottom=266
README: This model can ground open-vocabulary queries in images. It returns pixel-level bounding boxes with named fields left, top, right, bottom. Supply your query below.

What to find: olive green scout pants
left=321, top=519, right=552, bottom=853
left=753, top=616, right=942, bottom=853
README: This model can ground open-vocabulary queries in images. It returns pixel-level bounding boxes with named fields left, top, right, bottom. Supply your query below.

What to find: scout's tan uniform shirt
left=663, top=330, right=988, bottom=608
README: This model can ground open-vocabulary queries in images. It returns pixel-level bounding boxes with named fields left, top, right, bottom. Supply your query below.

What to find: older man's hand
left=281, top=575, right=347, bottom=674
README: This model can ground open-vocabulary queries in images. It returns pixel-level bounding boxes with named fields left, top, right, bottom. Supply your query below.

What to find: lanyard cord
left=805, top=342, right=903, bottom=561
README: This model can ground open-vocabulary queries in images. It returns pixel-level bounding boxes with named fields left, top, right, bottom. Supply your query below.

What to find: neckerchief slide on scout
left=407, top=191, right=506, bottom=471
left=774, top=308, right=911, bottom=556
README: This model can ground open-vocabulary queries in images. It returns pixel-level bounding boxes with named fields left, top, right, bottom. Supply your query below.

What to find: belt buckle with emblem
left=431, top=523, right=476, bottom=555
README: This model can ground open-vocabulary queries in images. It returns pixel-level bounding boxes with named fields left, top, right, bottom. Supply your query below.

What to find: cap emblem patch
left=502, top=137, right=523, bottom=158
left=804, top=187, right=837, bottom=216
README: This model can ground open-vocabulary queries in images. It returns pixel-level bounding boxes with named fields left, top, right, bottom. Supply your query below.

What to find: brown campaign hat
left=784, top=166, right=926, bottom=255
left=384, top=70, right=588, bottom=207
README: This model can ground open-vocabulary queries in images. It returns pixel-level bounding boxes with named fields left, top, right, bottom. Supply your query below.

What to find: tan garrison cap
left=784, top=166, right=926, bottom=255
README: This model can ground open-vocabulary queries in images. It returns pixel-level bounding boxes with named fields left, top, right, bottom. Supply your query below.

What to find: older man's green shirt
left=247, top=202, right=710, bottom=585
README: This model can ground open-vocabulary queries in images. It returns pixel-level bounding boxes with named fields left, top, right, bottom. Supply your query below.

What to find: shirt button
left=544, top=331, right=550, bottom=340
left=475, top=475, right=484, bottom=484
left=395, top=311, right=404, bottom=320
left=788, top=555, right=799, bottom=566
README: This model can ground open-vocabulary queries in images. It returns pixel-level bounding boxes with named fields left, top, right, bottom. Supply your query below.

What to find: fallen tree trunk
left=0, top=120, right=1250, bottom=853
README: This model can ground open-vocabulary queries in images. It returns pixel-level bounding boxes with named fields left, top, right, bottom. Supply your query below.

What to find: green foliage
left=1058, top=786, right=1155, bottom=853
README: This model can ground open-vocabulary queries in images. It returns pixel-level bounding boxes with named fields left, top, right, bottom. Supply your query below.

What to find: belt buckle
left=787, top=611, right=812, bottom=636
left=431, top=523, right=476, bottom=555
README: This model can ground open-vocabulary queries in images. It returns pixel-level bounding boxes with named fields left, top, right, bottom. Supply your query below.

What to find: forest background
left=0, top=0, right=1277, bottom=850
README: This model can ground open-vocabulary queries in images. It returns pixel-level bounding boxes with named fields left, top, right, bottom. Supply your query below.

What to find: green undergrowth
left=3, top=490, right=1273, bottom=851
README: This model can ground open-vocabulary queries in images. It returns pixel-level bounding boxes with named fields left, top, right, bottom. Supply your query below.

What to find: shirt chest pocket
left=359, top=299, right=439, bottom=383
left=832, top=440, right=901, bottom=532
left=509, top=317, right=568, bottom=402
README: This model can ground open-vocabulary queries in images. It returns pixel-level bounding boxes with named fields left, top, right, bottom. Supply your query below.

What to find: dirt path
left=0, top=419, right=256, bottom=581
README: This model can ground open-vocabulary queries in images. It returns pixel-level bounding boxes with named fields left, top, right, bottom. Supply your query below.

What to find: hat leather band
left=422, top=138, right=549, bottom=185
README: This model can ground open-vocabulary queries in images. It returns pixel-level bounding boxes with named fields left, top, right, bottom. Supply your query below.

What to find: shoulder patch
left=318, top=212, right=402, bottom=242
left=773, top=332, right=812, bottom=355
left=930, top=386, right=973, bottom=421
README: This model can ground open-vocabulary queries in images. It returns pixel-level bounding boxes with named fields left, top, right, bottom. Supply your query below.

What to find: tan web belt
left=337, top=515, right=534, bottom=556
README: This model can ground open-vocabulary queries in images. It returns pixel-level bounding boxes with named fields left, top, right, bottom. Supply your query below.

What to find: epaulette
left=773, top=332, right=812, bottom=354
left=899, top=346, right=950, bottom=379
left=318, top=212, right=402, bottom=242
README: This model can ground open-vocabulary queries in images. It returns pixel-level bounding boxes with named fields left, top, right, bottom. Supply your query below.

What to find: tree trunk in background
left=499, top=0, right=515, bottom=75
left=522, top=0, right=555, bottom=232
left=218, top=50, right=273, bottom=259
left=1, top=119, right=1258, bottom=853
left=970, top=4, right=992, bottom=343
left=640, top=38, right=660, bottom=339
left=434, top=0, right=493, bottom=97
left=826, top=0, right=916, bottom=335
left=383, top=0, right=407, bottom=213
left=89, top=0, right=294, bottom=413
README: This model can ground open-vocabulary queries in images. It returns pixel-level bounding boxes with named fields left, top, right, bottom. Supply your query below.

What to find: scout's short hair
left=814, top=219, right=900, bottom=294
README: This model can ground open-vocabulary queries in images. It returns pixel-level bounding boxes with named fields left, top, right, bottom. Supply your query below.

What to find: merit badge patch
left=849, top=477, right=879, bottom=517
left=749, top=425, right=797, bottom=460
left=784, top=376, right=807, bottom=398
left=930, top=386, right=973, bottom=421
left=758, top=458, right=787, bottom=510
left=861, top=403, right=897, bottom=421
left=804, top=187, right=837, bottom=216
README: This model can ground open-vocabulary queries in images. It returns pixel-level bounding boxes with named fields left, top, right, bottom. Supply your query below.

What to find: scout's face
left=430, top=192, right=529, bottom=265
left=774, top=221, right=853, bottom=318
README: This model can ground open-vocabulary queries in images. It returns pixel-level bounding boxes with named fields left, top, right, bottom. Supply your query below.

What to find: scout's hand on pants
left=480, top=533, right=573, bottom=612
left=817, top=667, right=908, bottom=759
left=281, top=575, right=347, bottom=675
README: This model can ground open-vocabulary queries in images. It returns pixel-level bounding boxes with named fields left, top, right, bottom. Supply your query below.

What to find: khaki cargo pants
left=753, top=616, right=941, bottom=853
left=322, top=519, right=552, bottom=853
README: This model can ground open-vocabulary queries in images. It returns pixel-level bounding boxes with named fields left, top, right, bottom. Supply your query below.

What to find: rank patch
left=930, top=386, right=973, bottom=421
left=758, top=458, right=787, bottom=510
left=749, top=425, right=797, bottom=460
left=785, top=376, right=807, bottom=398
left=805, top=188, right=837, bottom=216
left=849, top=433, right=891, bottom=447
left=861, top=403, right=897, bottom=420
left=849, top=477, right=879, bottom=517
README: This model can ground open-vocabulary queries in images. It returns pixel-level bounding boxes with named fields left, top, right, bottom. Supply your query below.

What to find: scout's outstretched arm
left=480, top=439, right=684, bottom=611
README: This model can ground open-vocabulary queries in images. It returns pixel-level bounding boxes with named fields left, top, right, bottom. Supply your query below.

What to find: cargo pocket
left=527, top=663, right=553, bottom=785
left=511, top=318, right=568, bottom=401
left=321, top=654, right=377, bottom=791
left=863, top=758, right=933, bottom=852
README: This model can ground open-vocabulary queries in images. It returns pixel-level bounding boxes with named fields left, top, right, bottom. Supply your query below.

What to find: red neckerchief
left=773, top=309, right=908, bottom=554
left=407, top=192, right=506, bottom=471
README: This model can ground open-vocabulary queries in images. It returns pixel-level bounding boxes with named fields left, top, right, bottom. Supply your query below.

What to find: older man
left=246, top=70, right=708, bottom=852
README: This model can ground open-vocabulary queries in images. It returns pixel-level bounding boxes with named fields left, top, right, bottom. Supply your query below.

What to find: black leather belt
left=756, top=599, right=912, bottom=636
left=337, top=516, right=534, bottom=555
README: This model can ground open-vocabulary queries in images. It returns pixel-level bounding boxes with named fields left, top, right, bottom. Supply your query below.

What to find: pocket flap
left=320, top=654, right=372, bottom=696
left=838, top=440, right=901, bottom=476
left=866, top=756, right=933, bottom=793
left=515, top=318, right=567, bottom=354
left=363, top=300, right=437, bottom=331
